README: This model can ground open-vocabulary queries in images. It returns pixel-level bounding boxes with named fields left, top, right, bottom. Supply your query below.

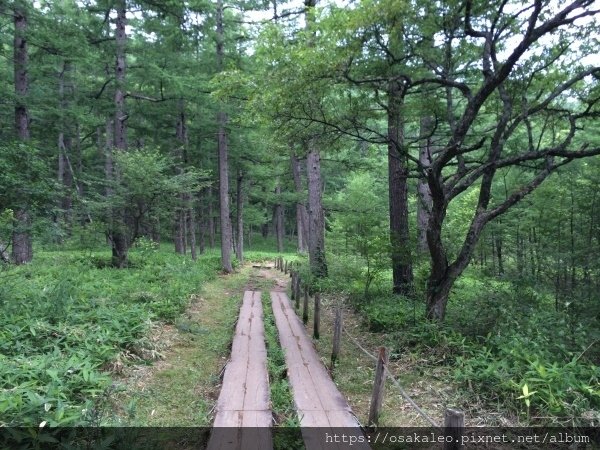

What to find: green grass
left=111, top=268, right=250, bottom=426
left=0, top=244, right=220, bottom=426
left=260, top=292, right=298, bottom=427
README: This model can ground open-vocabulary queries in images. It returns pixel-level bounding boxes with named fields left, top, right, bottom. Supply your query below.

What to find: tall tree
left=12, top=0, right=33, bottom=265
left=216, top=0, right=233, bottom=273
left=109, top=0, right=129, bottom=268
left=387, top=78, right=412, bottom=294
left=304, top=0, right=327, bottom=278
left=419, top=0, right=600, bottom=320
left=291, top=152, right=309, bottom=253
left=417, top=115, right=433, bottom=253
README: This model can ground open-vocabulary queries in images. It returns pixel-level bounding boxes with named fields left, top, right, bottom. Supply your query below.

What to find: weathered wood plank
left=270, top=291, right=365, bottom=441
left=212, top=291, right=271, bottom=426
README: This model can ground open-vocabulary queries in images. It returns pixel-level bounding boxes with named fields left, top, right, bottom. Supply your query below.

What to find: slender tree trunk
left=12, top=1, right=32, bottom=264
left=496, top=234, right=503, bottom=275
left=236, top=170, right=244, bottom=263
left=417, top=116, right=433, bottom=253
left=291, top=153, right=309, bottom=253
left=387, top=80, right=412, bottom=294
left=491, top=231, right=497, bottom=274
left=570, top=189, right=576, bottom=289
left=529, top=227, right=536, bottom=278
left=174, top=207, right=186, bottom=254
left=306, top=140, right=327, bottom=277
left=104, top=119, right=114, bottom=248
left=174, top=100, right=187, bottom=255
left=187, top=201, right=196, bottom=260
left=216, top=0, right=232, bottom=272
left=516, top=226, right=524, bottom=277
left=198, top=211, right=206, bottom=254
left=57, top=60, right=74, bottom=237
left=75, top=124, right=83, bottom=201
left=275, top=183, right=284, bottom=253
left=111, top=0, right=129, bottom=268
left=104, top=118, right=114, bottom=198
left=207, top=186, right=216, bottom=248
left=217, top=112, right=232, bottom=271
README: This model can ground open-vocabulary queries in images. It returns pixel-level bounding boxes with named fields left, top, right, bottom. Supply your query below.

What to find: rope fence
left=273, top=257, right=465, bottom=443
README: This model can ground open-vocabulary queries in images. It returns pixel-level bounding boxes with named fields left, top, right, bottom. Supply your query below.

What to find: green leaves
left=0, top=247, right=219, bottom=425
left=517, top=384, right=536, bottom=408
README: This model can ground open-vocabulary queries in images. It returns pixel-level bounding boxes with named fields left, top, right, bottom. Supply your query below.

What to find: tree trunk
left=417, top=116, right=433, bottom=253
left=174, top=206, right=186, bottom=254
left=174, top=100, right=188, bottom=255
left=425, top=194, right=489, bottom=320
left=187, top=198, right=197, bottom=260
left=306, top=140, right=327, bottom=277
left=75, top=124, right=84, bottom=201
left=113, top=2, right=127, bottom=152
left=198, top=211, right=206, bottom=254
left=235, top=170, right=244, bottom=263
left=496, top=233, right=503, bottom=275
left=111, top=0, right=129, bottom=268
left=387, top=80, right=412, bottom=294
left=291, top=153, right=309, bottom=253
left=12, top=1, right=32, bottom=264
left=207, top=186, right=216, bottom=248
left=217, top=111, right=232, bottom=271
left=491, top=231, right=497, bottom=275
left=216, top=0, right=232, bottom=272
left=57, top=60, right=74, bottom=236
left=516, top=226, right=524, bottom=276
left=570, top=189, right=576, bottom=290
left=275, top=183, right=284, bottom=253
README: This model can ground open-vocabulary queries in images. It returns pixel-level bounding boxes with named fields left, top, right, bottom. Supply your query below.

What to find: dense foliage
left=0, top=245, right=219, bottom=426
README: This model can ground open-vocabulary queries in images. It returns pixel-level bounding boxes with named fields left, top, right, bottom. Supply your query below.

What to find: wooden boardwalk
left=209, top=291, right=272, bottom=449
left=270, top=291, right=369, bottom=450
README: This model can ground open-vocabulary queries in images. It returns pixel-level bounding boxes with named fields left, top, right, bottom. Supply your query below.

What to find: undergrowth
left=299, top=254, right=600, bottom=425
left=260, top=293, right=304, bottom=449
left=260, top=293, right=297, bottom=426
left=0, top=244, right=220, bottom=426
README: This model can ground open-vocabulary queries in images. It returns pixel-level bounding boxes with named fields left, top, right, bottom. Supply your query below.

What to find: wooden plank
left=209, top=416, right=273, bottom=450
left=213, top=290, right=271, bottom=429
left=270, top=291, right=365, bottom=438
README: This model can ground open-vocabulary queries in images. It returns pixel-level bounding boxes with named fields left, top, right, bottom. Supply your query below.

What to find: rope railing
left=272, top=258, right=460, bottom=433
left=343, top=327, right=440, bottom=428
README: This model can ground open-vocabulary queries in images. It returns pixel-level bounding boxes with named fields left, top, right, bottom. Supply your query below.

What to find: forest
left=1, top=0, right=599, bottom=438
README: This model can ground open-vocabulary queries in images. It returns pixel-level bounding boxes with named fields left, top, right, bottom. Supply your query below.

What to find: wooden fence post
left=294, top=274, right=299, bottom=306
left=313, top=293, right=320, bottom=339
left=290, top=271, right=296, bottom=301
left=294, top=274, right=300, bottom=309
left=331, top=307, right=342, bottom=369
left=302, top=285, right=309, bottom=325
left=368, top=346, right=389, bottom=426
left=443, top=408, right=465, bottom=450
